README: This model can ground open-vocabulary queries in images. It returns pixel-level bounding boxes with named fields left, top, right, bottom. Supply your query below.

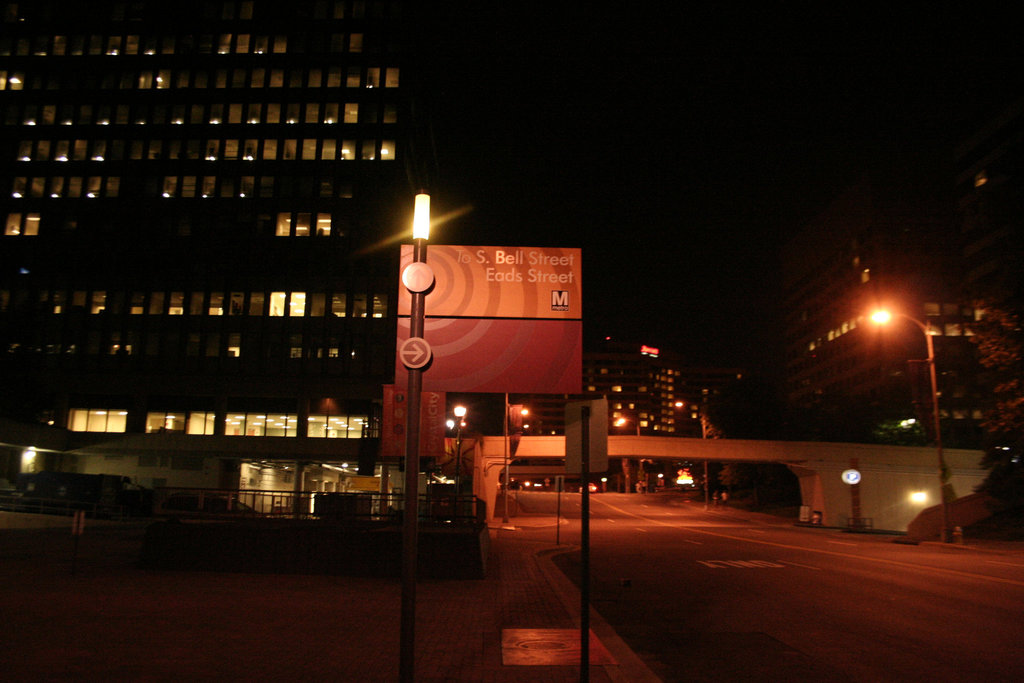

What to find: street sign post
left=565, top=398, right=608, bottom=474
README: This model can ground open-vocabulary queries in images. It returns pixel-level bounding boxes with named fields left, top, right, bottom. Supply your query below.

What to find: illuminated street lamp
left=400, top=192, right=431, bottom=681
left=871, top=309, right=954, bottom=542
left=452, top=404, right=467, bottom=495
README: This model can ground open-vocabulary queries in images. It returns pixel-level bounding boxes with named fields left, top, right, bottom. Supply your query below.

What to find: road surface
left=515, top=491, right=1024, bottom=682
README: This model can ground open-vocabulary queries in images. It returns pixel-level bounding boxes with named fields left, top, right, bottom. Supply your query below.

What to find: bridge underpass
left=471, top=435, right=987, bottom=535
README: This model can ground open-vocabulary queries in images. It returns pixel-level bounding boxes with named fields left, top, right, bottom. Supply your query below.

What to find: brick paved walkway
left=0, top=515, right=657, bottom=681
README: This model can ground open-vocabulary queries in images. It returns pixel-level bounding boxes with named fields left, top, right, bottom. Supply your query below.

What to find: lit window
left=146, top=412, right=186, bottom=433
left=289, top=292, right=306, bottom=316
left=372, top=294, right=388, bottom=318
left=295, top=213, right=311, bottom=236
left=269, top=292, right=286, bottom=316
left=276, top=213, right=291, bottom=236
left=331, top=294, right=346, bottom=317
left=187, top=411, right=217, bottom=435
left=381, top=140, right=395, bottom=160
left=68, top=408, right=128, bottom=433
left=344, top=102, right=358, bottom=123
left=316, top=213, right=331, bottom=236
left=385, top=68, right=400, bottom=87
left=208, top=292, right=224, bottom=316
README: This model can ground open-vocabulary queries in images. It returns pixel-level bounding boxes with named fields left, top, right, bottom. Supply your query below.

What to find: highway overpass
left=472, top=435, right=987, bottom=535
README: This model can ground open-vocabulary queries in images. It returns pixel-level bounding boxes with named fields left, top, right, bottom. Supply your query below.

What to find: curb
left=534, top=544, right=663, bottom=682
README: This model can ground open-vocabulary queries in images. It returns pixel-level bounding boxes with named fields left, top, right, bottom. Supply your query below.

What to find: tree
left=971, top=302, right=1024, bottom=504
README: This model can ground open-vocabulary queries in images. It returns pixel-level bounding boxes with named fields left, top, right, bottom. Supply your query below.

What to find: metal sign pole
left=580, top=406, right=590, bottom=681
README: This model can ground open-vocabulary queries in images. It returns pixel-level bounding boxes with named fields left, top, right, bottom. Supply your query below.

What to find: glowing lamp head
left=453, top=405, right=467, bottom=418
left=871, top=310, right=892, bottom=324
left=413, top=193, right=430, bottom=240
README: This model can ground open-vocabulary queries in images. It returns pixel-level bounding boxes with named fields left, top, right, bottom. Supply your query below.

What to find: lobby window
left=146, top=412, right=186, bottom=433
left=69, top=408, right=128, bottom=433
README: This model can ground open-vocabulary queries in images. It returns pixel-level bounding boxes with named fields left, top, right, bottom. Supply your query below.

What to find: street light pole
left=400, top=192, right=431, bottom=681
left=453, top=404, right=466, bottom=498
left=872, top=310, right=953, bottom=542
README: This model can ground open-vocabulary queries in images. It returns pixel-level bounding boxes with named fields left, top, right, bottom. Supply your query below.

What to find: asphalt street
left=520, top=491, right=1024, bottom=683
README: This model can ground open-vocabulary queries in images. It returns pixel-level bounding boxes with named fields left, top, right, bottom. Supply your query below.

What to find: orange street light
left=871, top=309, right=953, bottom=541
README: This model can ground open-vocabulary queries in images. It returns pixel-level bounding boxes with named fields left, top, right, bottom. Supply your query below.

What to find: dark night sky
left=411, top=4, right=1022, bottom=370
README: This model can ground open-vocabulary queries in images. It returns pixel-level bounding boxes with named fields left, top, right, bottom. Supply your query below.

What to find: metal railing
left=0, top=493, right=125, bottom=519
left=152, top=488, right=485, bottom=525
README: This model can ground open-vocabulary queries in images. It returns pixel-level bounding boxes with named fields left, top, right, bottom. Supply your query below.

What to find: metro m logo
left=550, top=290, right=570, bottom=312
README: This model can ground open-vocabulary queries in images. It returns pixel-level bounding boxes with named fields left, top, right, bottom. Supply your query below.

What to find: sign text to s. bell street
left=398, top=245, right=581, bottom=320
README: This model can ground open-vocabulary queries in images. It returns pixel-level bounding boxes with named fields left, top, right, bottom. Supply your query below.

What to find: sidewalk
left=0, top=512, right=659, bottom=682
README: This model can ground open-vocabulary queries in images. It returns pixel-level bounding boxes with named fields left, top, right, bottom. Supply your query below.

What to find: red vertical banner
left=382, top=385, right=446, bottom=460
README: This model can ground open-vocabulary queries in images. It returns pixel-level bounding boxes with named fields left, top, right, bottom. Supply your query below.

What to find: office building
left=0, top=0, right=417, bottom=492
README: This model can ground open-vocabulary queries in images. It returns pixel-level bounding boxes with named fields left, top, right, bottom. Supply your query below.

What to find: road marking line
left=986, top=560, right=1024, bottom=568
left=589, top=497, right=1024, bottom=588
left=780, top=560, right=822, bottom=570
left=828, top=541, right=857, bottom=546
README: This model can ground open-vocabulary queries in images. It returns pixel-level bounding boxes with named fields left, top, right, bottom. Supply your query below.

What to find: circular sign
left=841, top=469, right=862, bottom=485
left=399, top=337, right=432, bottom=369
left=402, top=262, right=435, bottom=293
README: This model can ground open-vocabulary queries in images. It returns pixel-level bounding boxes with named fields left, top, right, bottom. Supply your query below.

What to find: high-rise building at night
left=516, top=340, right=742, bottom=439
left=0, top=1, right=419, bottom=491
left=780, top=178, right=985, bottom=447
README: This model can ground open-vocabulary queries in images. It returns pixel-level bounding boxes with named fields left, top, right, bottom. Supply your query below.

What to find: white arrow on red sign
left=399, top=337, right=432, bottom=369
